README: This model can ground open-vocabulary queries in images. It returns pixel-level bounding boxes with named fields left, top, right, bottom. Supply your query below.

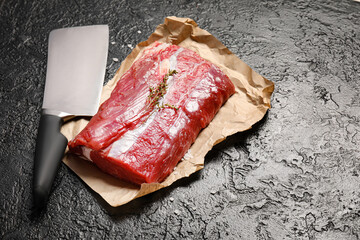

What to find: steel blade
left=42, top=25, right=109, bottom=117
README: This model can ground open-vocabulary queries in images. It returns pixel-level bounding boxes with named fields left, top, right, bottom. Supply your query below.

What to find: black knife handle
left=33, top=113, right=68, bottom=210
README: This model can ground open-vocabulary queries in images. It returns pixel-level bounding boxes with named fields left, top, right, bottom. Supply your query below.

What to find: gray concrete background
left=1, top=0, right=359, bottom=239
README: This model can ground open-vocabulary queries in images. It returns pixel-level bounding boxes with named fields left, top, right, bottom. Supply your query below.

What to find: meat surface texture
left=68, top=42, right=236, bottom=185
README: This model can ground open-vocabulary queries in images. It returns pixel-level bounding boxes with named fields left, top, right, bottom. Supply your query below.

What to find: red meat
left=68, top=42, right=235, bottom=185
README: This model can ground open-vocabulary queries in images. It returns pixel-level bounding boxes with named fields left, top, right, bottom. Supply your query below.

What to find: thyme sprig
left=146, top=69, right=179, bottom=111
left=160, top=103, right=179, bottom=110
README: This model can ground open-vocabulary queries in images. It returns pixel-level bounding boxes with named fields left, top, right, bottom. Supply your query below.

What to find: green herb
left=160, top=103, right=179, bottom=110
left=146, top=69, right=179, bottom=111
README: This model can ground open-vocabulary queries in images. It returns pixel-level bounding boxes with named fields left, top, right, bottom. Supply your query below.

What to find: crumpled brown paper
left=61, top=16, right=274, bottom=207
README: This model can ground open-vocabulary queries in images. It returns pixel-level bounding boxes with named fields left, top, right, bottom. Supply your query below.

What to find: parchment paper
left=61, top=16, right=274, bottom=207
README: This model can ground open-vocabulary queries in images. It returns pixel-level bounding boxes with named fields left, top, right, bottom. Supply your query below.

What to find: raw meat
left=68, top=42, right=235, bottom=185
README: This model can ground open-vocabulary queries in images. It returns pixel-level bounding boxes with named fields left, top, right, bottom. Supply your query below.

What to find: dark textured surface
left=1, top=0, right=360, bottom=239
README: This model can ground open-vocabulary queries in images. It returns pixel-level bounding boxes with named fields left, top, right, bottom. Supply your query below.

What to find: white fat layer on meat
left=143, top=62, right=158, bottom=83
left=81, top=146, right=93, bottom=162
left=109, top=47, right=184, bottom=156
left=170, top=48, right=183, bottom=70
left=185, top=72, right=217, bottom=113
left=185, top=101, right=199, bottom=112
left=109, top=112, right=156, bottom=156
left=166, top=48, right=183, bottom=89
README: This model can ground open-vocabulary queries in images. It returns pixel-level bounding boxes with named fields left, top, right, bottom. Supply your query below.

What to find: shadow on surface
left=85, top=112, right=269, bottom=217
left=88, top=170, right=202, bottom=218
left=209, top=111, right=268, bottom=157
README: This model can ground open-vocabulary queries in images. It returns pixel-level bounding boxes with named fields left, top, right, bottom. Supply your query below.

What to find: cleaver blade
left=33, top=25, right=109, bottom=211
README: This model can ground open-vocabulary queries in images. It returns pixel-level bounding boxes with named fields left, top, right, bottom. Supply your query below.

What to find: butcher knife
left=33, top=25, right=109, bottom=210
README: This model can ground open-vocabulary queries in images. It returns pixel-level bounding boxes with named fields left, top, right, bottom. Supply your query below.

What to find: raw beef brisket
left=68, top=42, right=235, bottom=185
